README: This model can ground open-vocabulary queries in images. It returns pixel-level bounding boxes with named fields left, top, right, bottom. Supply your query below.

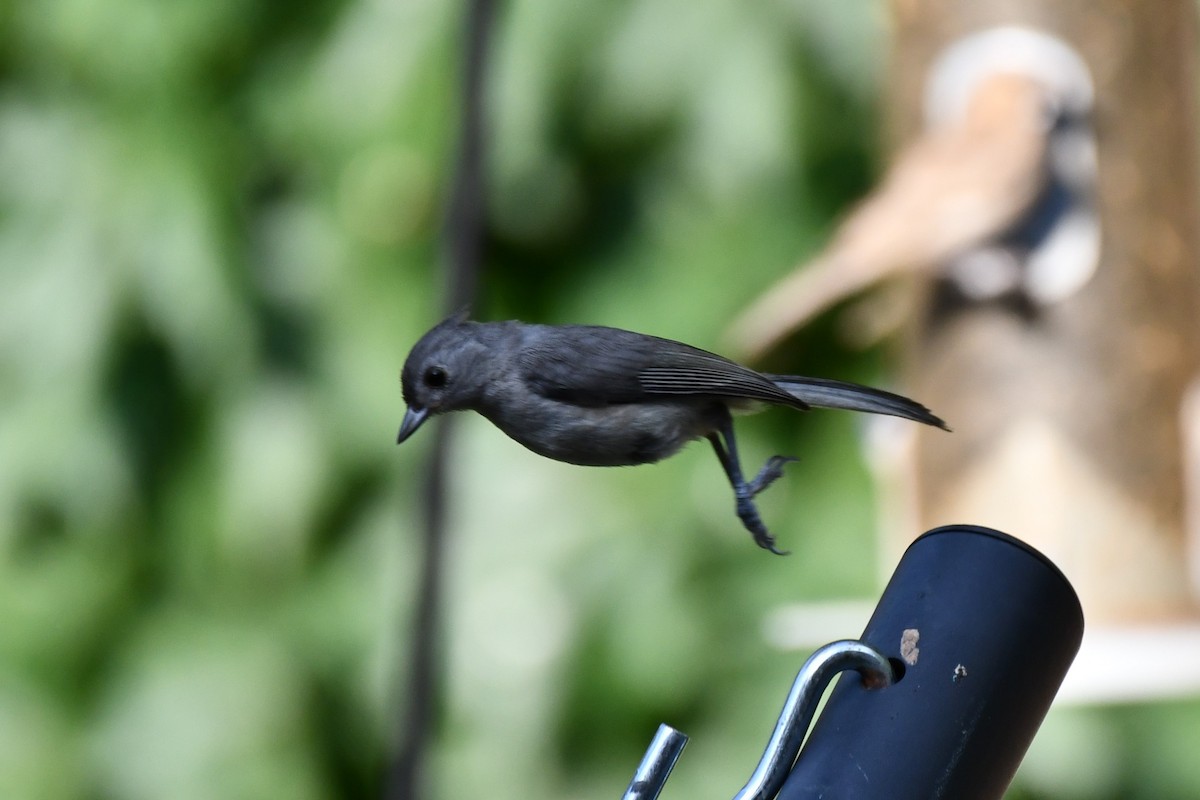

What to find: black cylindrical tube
left=778, top=525, right=1083, bottom=800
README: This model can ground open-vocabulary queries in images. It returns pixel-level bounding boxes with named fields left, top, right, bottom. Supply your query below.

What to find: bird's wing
left=518, top=326, right=809, bottom=409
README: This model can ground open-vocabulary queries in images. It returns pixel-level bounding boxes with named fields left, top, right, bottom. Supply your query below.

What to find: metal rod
left=622, top=724, right=689, bottom=800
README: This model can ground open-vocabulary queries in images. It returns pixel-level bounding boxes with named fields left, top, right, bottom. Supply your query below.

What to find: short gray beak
left=397, top=406, right=430, bottom=444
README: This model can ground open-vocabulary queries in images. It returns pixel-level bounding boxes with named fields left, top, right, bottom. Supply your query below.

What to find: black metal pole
left=387, top=1, right=497, bottom=798
left=778, top=524, right=1083, bottom=800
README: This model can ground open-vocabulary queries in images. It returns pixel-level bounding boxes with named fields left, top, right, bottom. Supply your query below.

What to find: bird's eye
left=424, top=366, right=448, bottom=388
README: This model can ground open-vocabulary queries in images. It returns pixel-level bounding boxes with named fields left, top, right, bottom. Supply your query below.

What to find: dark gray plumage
left=398, top=314, right=948, bottom=554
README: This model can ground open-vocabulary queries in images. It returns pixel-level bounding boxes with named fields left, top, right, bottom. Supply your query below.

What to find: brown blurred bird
left=726, top=73, right=1051, bottom=358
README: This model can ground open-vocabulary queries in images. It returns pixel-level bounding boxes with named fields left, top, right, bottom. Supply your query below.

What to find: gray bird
left=397, top=314, right=948, bottom=554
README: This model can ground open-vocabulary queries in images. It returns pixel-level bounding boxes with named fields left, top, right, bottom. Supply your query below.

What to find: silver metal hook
left=732, top=639, right=895, bottom=800
left=622, top=639, right=894, bottom=800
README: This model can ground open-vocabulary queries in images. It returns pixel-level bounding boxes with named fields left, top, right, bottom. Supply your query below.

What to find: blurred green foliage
left=2, top=0, right=1198, bottom=798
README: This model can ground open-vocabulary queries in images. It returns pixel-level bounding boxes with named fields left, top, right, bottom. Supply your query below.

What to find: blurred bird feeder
left=730, top=6, right=1200, bottom=702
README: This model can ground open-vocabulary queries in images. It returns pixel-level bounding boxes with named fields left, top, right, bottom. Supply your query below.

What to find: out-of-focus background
left=3, top=0, right=1200, bottom=798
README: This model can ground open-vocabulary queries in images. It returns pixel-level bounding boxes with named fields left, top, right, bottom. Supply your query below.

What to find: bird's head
left=397, top=312, right=491, bottom=444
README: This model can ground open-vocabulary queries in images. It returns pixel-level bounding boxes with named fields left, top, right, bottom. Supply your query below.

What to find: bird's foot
left=747, top=455, right=798, bottom=497
left=735, top=493, right=789, bottom=556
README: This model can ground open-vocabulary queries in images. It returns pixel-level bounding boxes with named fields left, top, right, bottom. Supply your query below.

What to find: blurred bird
left=397, top=314, right=948, bottom=553
left=725, top=72, right=1052, bottom=358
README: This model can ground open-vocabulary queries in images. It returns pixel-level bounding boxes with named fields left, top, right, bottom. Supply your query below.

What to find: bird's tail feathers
left=767, top=375, right=949, bottom=431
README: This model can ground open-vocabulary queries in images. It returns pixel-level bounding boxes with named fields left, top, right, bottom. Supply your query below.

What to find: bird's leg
left=707, top=416, right=790, bottom=555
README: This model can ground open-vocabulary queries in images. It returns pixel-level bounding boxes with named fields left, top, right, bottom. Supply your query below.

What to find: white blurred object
left=765, top=600, right=1200, bottom=704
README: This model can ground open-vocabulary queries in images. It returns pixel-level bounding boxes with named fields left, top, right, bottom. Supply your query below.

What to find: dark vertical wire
left=387, top=0, right=497, bottom=798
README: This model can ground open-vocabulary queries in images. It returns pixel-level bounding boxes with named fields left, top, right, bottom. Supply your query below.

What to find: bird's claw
left=759, top=537, right=790, bottom=556
left=747, top=454, right=799, bottom=496
left=735, top=494, right=790, bottom=556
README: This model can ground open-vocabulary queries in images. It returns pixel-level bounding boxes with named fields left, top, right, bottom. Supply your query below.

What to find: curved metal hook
left=622, top=640, right=894, bottom=800
left=732, top=639, right=895, bottom=800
